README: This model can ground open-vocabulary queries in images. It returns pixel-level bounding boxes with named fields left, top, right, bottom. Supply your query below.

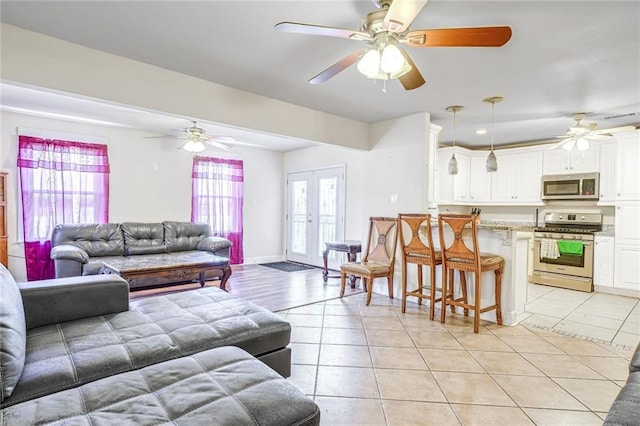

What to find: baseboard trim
left=241, top=255, right=285, bottom=265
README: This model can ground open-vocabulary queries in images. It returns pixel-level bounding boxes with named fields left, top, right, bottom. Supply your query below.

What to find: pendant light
left=445, top=106, right=464, bottom=175
left=483, top=96, right=503, bottom=172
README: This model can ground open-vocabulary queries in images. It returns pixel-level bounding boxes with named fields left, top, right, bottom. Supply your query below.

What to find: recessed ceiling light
left=476, top=128, right=487, bottom=135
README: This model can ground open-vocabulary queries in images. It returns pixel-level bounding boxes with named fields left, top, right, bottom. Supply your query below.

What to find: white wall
left=0, top=111, right=284, bottom=280
left=1, top=23, right=369, bottom=150
left=284, top=113, right=431, bottom=299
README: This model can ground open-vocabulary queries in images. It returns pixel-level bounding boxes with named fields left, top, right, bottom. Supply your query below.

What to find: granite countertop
left=430, top=220, right=536, bottom=232
left=477, top=221, right=535, bottom=231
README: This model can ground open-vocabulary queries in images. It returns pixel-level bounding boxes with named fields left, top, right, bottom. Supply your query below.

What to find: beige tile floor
left=280, top=292, right=636, bottom=425
left=523, top=283, right=640, bottom=349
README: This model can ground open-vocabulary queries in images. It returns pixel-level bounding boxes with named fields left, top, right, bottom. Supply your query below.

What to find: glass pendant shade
left=483, top=96, right=503, bottom=173
left=380, top=44, right=404, bottom=73
left=486, top=150, right=498, bottom=172
left=357, top=49, right=381, bottom=78
left=183, top=139, right=206, bottom=153
left=445, top=105, right=463, bottom=175
left=576, top=138, right=590, bottom=151
left=448, top=153, right=459, bottom=175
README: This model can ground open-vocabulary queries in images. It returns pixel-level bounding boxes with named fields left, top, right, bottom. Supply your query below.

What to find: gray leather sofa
left=604, top=342, right=640, bottom=425
left=0, top=265, right=319, bottom=425
left=50, top=221, right=232, bottom=289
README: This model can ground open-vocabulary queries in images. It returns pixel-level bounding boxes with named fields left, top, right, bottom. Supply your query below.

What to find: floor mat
left=259, top=261, right=317, bottom=272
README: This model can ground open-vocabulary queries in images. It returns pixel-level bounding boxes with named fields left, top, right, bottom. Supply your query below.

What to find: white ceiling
left=1, top=0, right=639, bottom=151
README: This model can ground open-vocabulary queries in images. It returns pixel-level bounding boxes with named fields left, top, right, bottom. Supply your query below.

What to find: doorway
left=286, top=165, right=345, bottom=268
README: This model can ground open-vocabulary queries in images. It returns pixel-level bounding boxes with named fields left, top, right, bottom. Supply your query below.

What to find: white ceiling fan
left=549, top=113, right=636, bottom=151
left=145, top=121, right=234, bottom=152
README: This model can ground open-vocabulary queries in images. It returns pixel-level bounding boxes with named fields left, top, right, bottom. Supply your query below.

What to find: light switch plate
left=390, top=194, right=399, bottom=203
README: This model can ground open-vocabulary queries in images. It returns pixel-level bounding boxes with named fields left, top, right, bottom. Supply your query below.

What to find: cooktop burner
left=535, top=211, right=603, bottom=235
left=534, top=227, right=599, bottom=234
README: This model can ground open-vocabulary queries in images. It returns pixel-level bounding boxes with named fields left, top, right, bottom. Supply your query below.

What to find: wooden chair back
left=362, top=216, right=398, bottom=267
left=437, top=214, right=481, bottom=268
left=398, top=213, right=436, bottom=264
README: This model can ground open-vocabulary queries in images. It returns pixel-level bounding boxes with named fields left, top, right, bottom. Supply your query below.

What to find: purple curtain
left=191, top=156, right=244, bottom=264
left=17, top=136, right=110, bottom=280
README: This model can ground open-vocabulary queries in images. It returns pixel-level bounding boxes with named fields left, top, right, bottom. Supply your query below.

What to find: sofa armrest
left=197, top=236, right=232, bottom=256
left=19, top=275, right=129, bottom=329
left=630, top=342, right=640, bottom=373
left=50, top=244, right=89, bottom=263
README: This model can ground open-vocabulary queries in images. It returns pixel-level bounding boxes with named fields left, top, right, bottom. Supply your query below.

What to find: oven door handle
left=534, top=238, right=592, bottom=246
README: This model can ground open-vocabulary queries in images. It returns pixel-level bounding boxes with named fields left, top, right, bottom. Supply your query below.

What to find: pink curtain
left=191, top=156, right=244, bottom=264
left=17, top=136, right=110, bottom=280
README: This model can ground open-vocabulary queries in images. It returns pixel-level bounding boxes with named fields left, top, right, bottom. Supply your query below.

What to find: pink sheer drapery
left=17, top=136, right=110, bottom=280
left=191, top=156, right=244, bottom=264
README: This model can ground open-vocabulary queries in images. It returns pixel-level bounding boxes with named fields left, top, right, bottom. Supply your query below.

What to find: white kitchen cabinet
left=594, top=235, right=614, bottom=288
left=614, top=202, right=640, bottom=292
left=468, top=153, right=492, bottom=203
left=437, top=148, right=470, bottom=203
left=543, top=147, right=599, bottom=174
left=598, top=141, right=617, bottom=205
left=491, top=149, right=543, bottom=204
left=615, top=203, right=640, bottom=246
left=615, top=131, right=640, bottom=201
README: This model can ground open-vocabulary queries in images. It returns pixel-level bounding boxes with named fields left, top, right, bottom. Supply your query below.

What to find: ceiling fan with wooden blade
left=145, top=121, right=233, bottom=152
left=275, top=0, right=512, bottom=90
left=548, top=113, right=636, bottom=151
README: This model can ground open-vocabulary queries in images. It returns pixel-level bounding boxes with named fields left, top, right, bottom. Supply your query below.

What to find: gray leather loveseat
left=50, top=221, right=232, bottom=289
left=0, top=265, right=320, bottom=425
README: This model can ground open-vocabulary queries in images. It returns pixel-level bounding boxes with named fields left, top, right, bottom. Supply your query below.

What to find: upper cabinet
left=542, top=147, right=599, bottom=174
left=468, top=154, right=492, bottom=203
left=491, top=149, right=543, bottom=204
left=437, top=146, right=542, bottom=205
left=436, top=130, right=639, bottom=207
left=615, top=131, right=640, bottom=201
left=598, top=141, right=617, bottom=205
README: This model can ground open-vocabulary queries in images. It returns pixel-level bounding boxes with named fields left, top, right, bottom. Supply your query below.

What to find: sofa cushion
left=0, top=265, right=26, bottom=402
left=0, top=346, right=319, bottom=426
left=51, top=223, right=124, bottom=257
left=164, top=221, right=211, bottom=252
left=2, top=286, right=291, bottom=407
left=121, top=222, right=166, bottom=255
left=604, top=372, right=640, bottom=426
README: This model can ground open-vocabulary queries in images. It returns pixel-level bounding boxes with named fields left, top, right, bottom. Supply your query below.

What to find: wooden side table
left=322, top=240, right=362, bottom=288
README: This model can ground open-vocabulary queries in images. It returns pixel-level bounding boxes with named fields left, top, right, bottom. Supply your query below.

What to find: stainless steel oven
left=532, top=212, right=602, bottom=292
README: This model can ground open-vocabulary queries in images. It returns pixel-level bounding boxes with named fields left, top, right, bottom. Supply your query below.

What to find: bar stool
left=437, top=214, right=504, bottom=333
left=398, top=213, right=443, bottom=320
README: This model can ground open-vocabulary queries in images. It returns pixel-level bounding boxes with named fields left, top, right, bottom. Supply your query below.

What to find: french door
left=286, top=166, right=345, bottom=268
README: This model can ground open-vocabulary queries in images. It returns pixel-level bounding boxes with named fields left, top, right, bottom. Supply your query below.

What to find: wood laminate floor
left=130, top=263, right=363, bottom=312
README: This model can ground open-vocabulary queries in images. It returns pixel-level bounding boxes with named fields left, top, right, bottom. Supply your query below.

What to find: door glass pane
left=318, top=177, right=337, bottom=257
left=292, top=181, right=307, bottom=254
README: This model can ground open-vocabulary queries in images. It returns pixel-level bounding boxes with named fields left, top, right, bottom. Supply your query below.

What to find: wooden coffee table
left=100, top=252, right=232, bottom=290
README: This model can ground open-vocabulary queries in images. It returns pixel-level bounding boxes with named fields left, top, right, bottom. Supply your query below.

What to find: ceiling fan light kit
left=446, top=105, right=464, bottom=175
left=275, top=0, right=512, bottom=90
left=182, top=139, right=206, bottom=153
left=483, top=95, right=503, bottom=172
left=144, top=120, right=233, bottom=153
left=549, top=112, right=635, bottom=152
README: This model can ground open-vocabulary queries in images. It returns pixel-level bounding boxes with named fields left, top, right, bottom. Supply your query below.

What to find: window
left=191, top=156, right=243, bottom=264
left=17, top=135, right=110, bottom=280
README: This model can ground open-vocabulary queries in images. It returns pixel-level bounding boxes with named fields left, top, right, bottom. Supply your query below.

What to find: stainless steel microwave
left=541, top=172, right=600, bottom=200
